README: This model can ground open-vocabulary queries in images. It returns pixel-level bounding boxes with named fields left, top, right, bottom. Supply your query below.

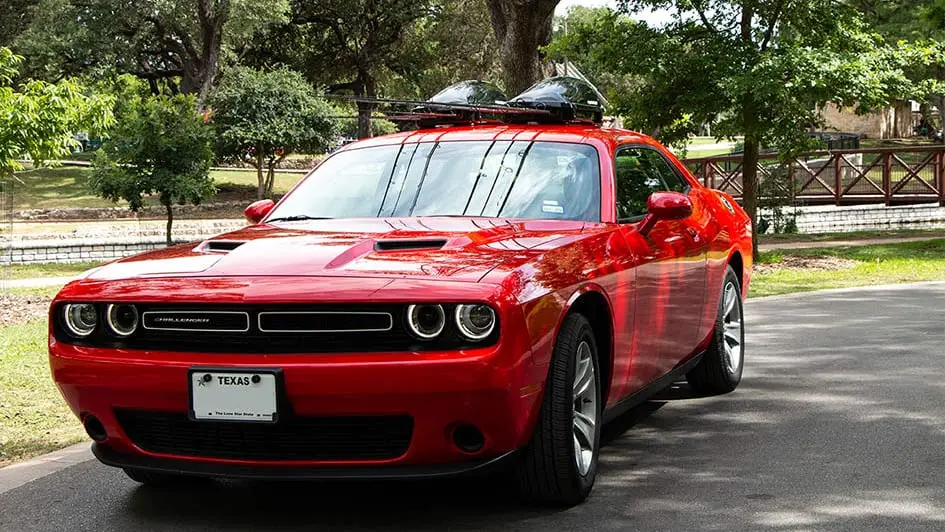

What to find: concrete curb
left=747, top=280, right=945, bottom=302
left=0, top=442, right=92, bottom=496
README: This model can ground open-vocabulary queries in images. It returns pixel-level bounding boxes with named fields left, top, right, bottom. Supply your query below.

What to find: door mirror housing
left=244, top=199, right=275, bottom=225
left=638, top=191, right=692, bottom=235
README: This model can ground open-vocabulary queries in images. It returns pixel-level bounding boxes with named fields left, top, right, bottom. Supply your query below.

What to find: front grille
left=53, top=303, right=499, bottom=354
left=115, top=410, right=413, bottom=461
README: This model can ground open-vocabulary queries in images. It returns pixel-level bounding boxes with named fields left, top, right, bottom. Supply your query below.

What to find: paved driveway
left=2, top=283, right=945, bottom=531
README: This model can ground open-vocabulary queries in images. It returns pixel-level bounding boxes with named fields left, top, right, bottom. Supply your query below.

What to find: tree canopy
left=90, top=93, right=215, bottom=243
left=0, top=47, right=113, bottom=178
left=210, top=67, right=337, bottom=199
left=553, top=0, right=910, bottom=257
left=17, top=0, right=289, bottom=104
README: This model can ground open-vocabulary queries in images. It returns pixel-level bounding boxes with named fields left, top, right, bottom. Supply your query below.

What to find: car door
left=614, top=146, right=708, bottom=387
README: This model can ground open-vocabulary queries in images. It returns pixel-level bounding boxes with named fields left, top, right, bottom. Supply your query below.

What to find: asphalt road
left=3, top=283, right=945, bottom=531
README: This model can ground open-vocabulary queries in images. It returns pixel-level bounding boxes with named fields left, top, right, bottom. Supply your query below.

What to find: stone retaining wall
left=768, top=202, right=945, bottom=234
left=4, top=202, right=945, bottom=265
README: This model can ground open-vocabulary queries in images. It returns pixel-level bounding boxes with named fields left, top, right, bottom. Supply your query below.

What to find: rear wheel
left=687, top=266, right=744, bottom=394
left=515, top=313, right=602, bottom=506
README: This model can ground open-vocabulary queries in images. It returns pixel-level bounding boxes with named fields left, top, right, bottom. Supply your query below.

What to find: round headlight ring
left=63, top=303, right=98, bottom=337
left=407, top=304, right=446, bottom=340
left=106, top=304, right=139, bottom=337
left=455, top=304, right=496, bottom=341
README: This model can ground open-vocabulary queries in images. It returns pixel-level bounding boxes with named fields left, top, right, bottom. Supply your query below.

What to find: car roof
left=339, top=124, right=661, bottom=153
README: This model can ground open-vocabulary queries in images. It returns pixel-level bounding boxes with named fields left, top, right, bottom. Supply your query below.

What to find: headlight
left=63, top=304, right=98, bottom=337
left=407, top=304, right=446, bottom=339
left=106, top=304, right=139, bottom=337
left=455, top=304, right=496, bottom=340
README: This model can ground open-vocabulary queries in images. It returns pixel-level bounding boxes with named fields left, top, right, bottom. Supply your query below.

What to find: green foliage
left=210, top=67, right=336, bottom=198
left=90, top=93, right=215, bottom=243
left=386, top=0, right=501, bottom=99
left=554, top=2, right=909, bottom=149
left=16, top=0, right=289, bottom=101
left=0, top=47, right=113, bottom=177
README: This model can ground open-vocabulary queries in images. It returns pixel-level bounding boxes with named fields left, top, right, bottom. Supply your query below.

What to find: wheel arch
left=562, top=286, right=615, bottom=405
left=727, top=250, right=744, bottom=289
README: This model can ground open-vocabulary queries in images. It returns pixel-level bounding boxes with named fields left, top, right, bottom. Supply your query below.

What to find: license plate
left=189, top=369, right=279, bottom=423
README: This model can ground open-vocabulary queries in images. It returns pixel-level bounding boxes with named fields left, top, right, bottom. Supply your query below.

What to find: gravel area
left=0, top=293, right=51, bottom=327
left=754, top=255, right=858, bottom=274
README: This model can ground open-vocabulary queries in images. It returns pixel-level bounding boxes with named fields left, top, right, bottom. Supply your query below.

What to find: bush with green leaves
left=0, top=47, right=113, bottom=178
left=90, top=94, right=215, bottom=245
left=211, top=67, right=337, bottom=199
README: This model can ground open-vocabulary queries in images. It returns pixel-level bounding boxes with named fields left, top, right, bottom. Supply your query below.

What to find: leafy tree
left=90, top=94, right=215, bottom=244
left=0, top=48, right=113, bottom=179
left=0, top=1, right=38, bottom=47
left=210, top=67, right=337, bottom=199
left=253, top=0, right=431, bottom=139
left=553, top=1, right=909, bottom=258
left=486, top=0, right=562, bottom=95
left=16, top=0, right=289, bottom=104
left=387, top=0, right=501, bottom=99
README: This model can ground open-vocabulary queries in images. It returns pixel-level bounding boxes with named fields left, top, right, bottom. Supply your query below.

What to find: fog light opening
left=84, top=415, right=108, bottom=442
left=451, top=424, right=485, bottom=454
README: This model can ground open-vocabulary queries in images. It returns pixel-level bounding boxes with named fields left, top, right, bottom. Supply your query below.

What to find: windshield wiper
left=266, top=215, right=333, bottom=223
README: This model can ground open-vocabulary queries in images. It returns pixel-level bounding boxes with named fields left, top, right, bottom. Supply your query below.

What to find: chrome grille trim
left=141, top=311, right=251, bottom=333
left=257, top=311, right=394, bottom=333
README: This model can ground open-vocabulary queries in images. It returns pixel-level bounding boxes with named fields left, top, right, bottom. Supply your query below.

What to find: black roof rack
left=328, top=77, right=604, bottom=128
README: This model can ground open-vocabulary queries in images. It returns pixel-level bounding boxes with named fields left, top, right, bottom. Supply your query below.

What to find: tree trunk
left=742, top=134, right=761, bottom=261
left=486, top=0, right=559, bottom=95
left=255, top=148, right=265, bottom=199
left=356, top=71, right=376, bottom=139
left=164, top=203, right=174, bottom=246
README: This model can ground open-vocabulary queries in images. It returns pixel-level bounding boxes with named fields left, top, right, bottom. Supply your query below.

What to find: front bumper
left=92, top=443, right=518, bottom=480
left=50, top=329, right=545, bottom=474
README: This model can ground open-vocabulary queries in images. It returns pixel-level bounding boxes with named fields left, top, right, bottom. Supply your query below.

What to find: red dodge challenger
left=49, top=83, right=751, bottom=506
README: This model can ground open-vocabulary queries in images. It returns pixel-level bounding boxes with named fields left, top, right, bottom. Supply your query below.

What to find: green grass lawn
left=3, top=262, right=102, bottom=280
left=750, top=238, right=945, bottom=297
left=208, top=169, right=304, bottom=193
left=0, top=319, right=85, bottom=466
left=759, top=228, right=945, bottom=244
left=9, top=166, right=302, bottom=211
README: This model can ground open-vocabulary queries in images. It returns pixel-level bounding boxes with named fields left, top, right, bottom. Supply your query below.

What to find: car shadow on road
left=124, top=398, right=669, bottom=531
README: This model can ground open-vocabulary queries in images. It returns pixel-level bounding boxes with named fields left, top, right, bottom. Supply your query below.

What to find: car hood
left=85, top=217, right=601, bottom=283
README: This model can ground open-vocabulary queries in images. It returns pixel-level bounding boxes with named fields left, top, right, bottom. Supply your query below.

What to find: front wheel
left=515, top=313, right=602, bottom=506
left=687, top=266, right=745, bottom=394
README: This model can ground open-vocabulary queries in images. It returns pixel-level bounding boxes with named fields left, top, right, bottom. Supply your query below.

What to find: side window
left=614, top=147, right=687, bottom=221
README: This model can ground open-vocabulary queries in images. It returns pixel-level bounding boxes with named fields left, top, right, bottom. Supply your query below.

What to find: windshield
left=269, top=141, right=601, bottom=222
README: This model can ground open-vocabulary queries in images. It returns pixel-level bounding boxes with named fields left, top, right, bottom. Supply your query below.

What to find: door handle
left=686, top=227, right=701, bottom=241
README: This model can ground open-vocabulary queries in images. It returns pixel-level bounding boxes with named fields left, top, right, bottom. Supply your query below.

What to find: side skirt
left=602, top=352, right=704, bottom=424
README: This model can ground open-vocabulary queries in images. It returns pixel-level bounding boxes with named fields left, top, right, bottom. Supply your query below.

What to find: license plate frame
left=188, top=367, right=284, bottom=424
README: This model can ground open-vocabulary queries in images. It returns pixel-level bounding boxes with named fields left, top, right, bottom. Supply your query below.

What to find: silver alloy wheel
left=572, top=340, right=597, bottom=476
left=722, top=282, right=743, bottom=374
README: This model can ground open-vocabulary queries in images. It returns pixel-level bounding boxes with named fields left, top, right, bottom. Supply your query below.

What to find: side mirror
left=244, top=199, right=275, bottom=225
left=638, top=191, right=692, bottom=235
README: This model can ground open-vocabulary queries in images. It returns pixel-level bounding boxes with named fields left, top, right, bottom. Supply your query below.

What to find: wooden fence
left=683, top=147, right=945, bottom=205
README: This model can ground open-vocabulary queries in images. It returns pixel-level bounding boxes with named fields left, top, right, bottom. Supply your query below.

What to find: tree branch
left=760, top=0, right=787, bottom=51
left=688, top=0, right=718, bottom=34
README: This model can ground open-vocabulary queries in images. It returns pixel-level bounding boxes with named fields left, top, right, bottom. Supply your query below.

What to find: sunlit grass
left=0, top=320, right=85, bottom=466
left=750, top=239, right=945, bottom=297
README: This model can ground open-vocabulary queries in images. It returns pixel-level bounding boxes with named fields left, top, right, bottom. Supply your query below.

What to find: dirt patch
left=0, top=293, right=52, bottom=327
left=755, top=255, right=858, bottom=275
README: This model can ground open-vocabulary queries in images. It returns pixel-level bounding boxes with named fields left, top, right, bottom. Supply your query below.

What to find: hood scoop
left=374, top=239, right=448, bottom=252
left=198, top=240, right=247, bottom=253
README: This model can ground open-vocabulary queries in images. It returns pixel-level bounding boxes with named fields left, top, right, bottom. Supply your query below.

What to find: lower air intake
left=115, top=410, right=413, bottom=461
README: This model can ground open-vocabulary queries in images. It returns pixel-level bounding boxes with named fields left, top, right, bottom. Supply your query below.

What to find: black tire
left=122, top=468, right=201, bottom=487
left=515, top=313, right=602, bottom=506
left=687, top=266, right=744, bottom=394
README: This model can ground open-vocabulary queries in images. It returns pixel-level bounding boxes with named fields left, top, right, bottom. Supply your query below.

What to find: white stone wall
left=764, top=202, right=945, bottom=234
left=3, top=204, right=945, bottom=264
